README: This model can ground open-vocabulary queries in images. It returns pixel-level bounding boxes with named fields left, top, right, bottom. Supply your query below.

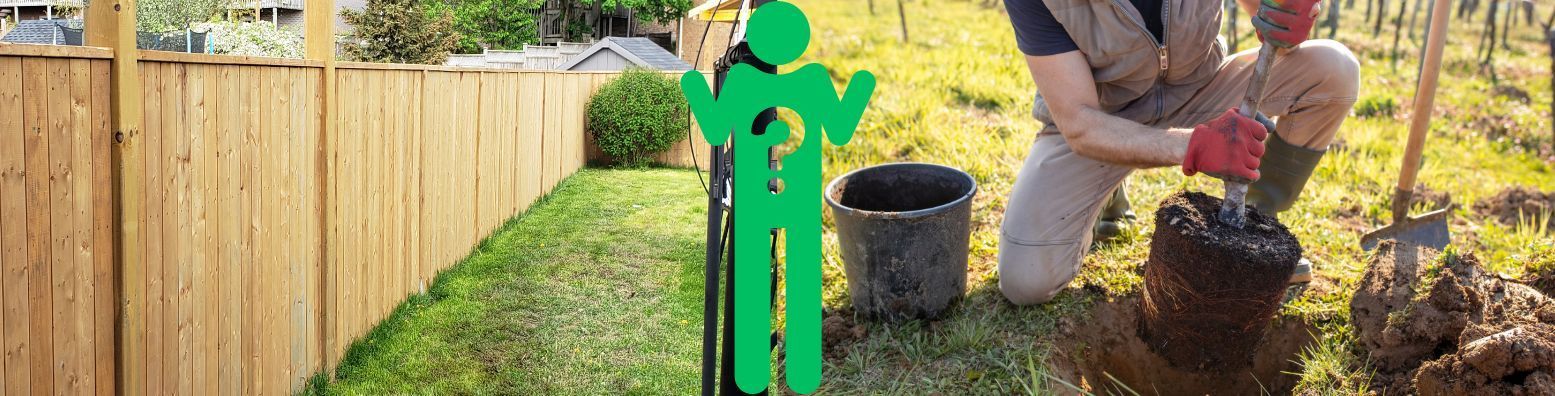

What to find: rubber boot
left=1246, top=132, right=1325, bottom=302
left=1093, top=185, right=1136, bottom=243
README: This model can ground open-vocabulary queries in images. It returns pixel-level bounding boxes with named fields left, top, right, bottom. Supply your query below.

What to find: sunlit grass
left=792, top=0, right=1555, bottom=393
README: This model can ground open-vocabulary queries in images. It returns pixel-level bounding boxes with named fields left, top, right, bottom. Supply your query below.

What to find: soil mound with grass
left=1473, top=186, right=1554, bottom=227
left=1351, top=240, right=1555, bottom=394
left=1049, top=296, right=1315, bottom=395
left=821, top=309, right=866, bottom=360
left=1140, top=192, right=1302, bottom=372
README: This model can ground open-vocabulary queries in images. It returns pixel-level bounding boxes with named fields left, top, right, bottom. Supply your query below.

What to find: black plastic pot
left=825, top=163, right=976, bottom=321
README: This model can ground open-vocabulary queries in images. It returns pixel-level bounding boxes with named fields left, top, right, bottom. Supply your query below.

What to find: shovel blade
left=1360, top=208, right=1452, bottom=251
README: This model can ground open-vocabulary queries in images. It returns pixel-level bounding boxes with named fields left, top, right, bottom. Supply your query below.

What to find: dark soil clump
left=1414, top=322, right=1555, bottom=395
left=1140, top=192, right=1303, bottom=372
left=1351, top=241, right=1555, bottom=394
left=1473, top=186, right=1555, bottom=229
left=821, top=309, right=866, bottom=360
left=1050, top=296, right=1315, bottom=395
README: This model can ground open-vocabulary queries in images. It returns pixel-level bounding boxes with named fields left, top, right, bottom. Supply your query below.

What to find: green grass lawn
left=310, top=169, right=709, bottom=395
left=795, top=0, right=1555, bottom=393
left=311, top=1, right=1555, bottom=394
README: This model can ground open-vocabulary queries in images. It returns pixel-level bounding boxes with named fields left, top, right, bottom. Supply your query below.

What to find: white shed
left=558, top=37, right=694, bottom=72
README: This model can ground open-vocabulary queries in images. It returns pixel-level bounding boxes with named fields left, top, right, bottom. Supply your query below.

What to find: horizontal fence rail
left=1, top=43, right=708, bottom=395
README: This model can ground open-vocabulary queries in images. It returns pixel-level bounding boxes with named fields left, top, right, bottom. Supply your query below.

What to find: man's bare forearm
left=1060, top=105, right=1191, bottom=169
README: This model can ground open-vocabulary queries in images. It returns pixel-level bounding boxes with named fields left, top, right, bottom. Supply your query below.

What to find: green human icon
left=680, top=1, right=875, bottom=393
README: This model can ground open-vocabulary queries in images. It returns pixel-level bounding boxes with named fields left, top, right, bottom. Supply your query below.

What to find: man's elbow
left=1057, top=121, right=1102, bottom=158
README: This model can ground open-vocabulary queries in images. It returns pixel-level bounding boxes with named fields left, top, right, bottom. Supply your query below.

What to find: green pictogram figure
left=680, top=1, right=874, bottom=393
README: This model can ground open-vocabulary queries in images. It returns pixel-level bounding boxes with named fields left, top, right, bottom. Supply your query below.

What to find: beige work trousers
left=998, top=40, right=1361, bottom=305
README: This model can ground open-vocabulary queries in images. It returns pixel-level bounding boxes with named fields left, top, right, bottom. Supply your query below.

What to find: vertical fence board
left=216, top=64, right=241, bottom=396
left=21, top=57, right=51, bottom=396
left=161, top=62, right=193, bottom=396
left=44, top=57, right=73, bottom=396
left=88, top=59, right=113, bottom=396
left=67, top=58, right=95, bottom=396
left=0, top=56, right=25, bottom=396
left=140, top=62, right=165, bottom=396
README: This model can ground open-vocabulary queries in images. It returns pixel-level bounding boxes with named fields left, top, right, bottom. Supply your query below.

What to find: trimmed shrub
left=586, top=69, right=690, bottom=167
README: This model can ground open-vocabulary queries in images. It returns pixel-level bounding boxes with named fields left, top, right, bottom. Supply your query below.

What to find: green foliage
left=197, top=21, right=304, bottom=58
left=590, top=0, right=694, bottom=24
left=586, top=69, right=689, bottom=167
left=342, top=0, right=462, bottom=64
left=137, top=0, right=228, bottom=31
left=1354, top=95, right=1398, bottom=118
left=555, top=0, right=693, bottom=41
left=441, top=0, right=542, bottom=53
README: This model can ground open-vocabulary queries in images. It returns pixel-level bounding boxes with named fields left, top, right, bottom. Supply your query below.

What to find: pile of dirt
left=1473, top=186, right=1555, bottom=228
left=1049, top=296, right=1315, bottom=395
left=1414, top=323, right=1555, bottom=395
left=1412, top=184, right=1454, bottom=210
left=1140, top=192, right=1302, bottom=372
left=1351, top=240, right=1555, bottom=394
left=821, top=309, right=866, bottom=360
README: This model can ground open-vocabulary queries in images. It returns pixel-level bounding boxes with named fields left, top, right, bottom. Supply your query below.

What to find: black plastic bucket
left=824, top=163, right=976, bottom=321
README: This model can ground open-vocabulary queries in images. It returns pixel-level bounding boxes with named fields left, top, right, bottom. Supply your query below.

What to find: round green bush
left=586, top=68, right=690, bottom=167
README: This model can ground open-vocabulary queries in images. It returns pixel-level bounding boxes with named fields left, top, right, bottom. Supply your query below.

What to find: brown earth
left=1049, top=296, right=1315, bottom=395
left=1140, top=192, right=1302, bottom=372
left=1473, top=186, right=1555, bottom=229
left=1351, top=240, right=1555, bottom=394
left=1414, top=322, right=1555, bottom=396
left=820, top=309, right=866, bottom=360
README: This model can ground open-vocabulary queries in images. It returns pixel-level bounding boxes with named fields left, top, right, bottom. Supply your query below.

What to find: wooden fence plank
left=188, top=64, right=218, bottom=396
left=45, top=57, right=74, bottom=395
left=217, top=64, right=241, bottom=396
left=240, top=65, right=260, bottom=396
left=141, top=61, right=165, bottom=396
left=88, top=59, right=113, bottom=396
left=0, top=55, right=27, bottom=396
left=20, top=57, right=51, bottom=396
left=66, top=57, right=95, bottom=395
left=162, top=63, right=194, bottom=396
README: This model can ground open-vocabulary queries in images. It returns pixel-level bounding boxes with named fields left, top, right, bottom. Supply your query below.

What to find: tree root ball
left=1140, top=192, right=1303, bottom=372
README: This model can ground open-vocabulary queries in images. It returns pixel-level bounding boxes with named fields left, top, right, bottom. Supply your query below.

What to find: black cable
left=689, top=4, right=721, bottom=197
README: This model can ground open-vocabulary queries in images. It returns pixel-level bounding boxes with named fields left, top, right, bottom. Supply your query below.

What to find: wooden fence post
left=304, top=0, right=338, bottom=376
left=83, top=0, right=139, bottom=394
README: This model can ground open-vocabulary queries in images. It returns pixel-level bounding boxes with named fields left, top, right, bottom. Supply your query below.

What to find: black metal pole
left=703, top=1, right=778, bottom=394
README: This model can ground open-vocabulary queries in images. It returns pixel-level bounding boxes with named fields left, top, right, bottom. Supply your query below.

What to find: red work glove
left=1182, top=108, right=1270, bottom=182
left=1253, top=0, right=1321, bottom=48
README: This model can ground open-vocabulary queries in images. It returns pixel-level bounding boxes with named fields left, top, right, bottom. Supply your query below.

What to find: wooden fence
left=1, top=43, right=709, bottom=395
left=0, top=44, right=116, bottom=396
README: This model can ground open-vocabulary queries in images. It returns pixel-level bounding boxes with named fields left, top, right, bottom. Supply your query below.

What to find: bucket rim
left=824, top=162, right=978, bottom=219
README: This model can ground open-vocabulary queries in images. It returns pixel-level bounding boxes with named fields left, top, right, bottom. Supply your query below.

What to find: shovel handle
left=1394, top=0, right=1451, bottom=221
left=1219, top=45, right=1278, bottom=228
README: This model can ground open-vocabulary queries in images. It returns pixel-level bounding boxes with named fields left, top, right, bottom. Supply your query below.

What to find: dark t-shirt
left=1004, top=0, right=1164, bottom=56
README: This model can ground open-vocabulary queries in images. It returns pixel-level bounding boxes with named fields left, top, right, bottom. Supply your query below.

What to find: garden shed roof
left=559, top=37, right=693, bottom=71
left=2, top=20, right=82, bottom=46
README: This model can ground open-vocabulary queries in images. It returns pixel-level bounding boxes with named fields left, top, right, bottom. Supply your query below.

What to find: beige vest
left=1032, top=0, right=1225, bottom=132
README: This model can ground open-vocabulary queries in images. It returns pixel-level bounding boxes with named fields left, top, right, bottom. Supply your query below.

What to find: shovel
left=1360, top=0, right=1453, bottom=251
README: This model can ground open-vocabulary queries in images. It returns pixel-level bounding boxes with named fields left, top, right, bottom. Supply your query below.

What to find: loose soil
left=1473, top=186, right=1555, bottom=229
left=1140, top=192, right=1303, bottom=372
left=1049, top=296, right=1316, bottom=395
left=821, top=309, right=866, bottom=361
left=1351, top=240, right=1555, bottom=394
